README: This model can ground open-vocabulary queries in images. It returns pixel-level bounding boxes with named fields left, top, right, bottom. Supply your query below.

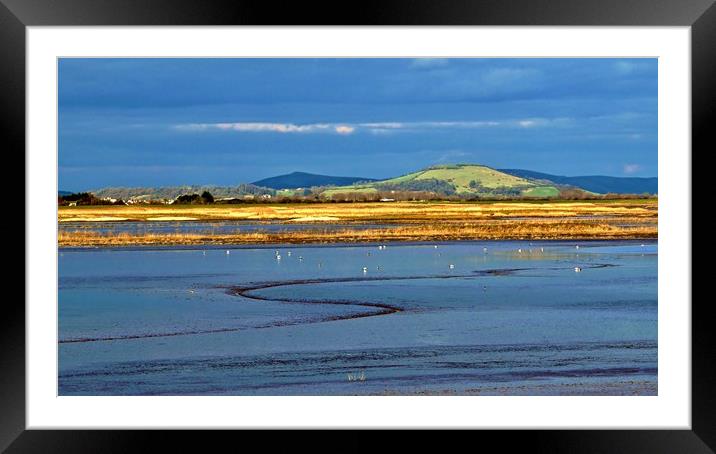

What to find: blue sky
left=59, top=58, right=657, bottom=191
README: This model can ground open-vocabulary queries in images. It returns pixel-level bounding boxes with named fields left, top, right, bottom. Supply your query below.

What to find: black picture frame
left=5, top=0, right=710, bottom=449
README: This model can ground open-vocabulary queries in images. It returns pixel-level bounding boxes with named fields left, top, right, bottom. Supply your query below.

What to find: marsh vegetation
left=58, top=199, right=657, bottom=246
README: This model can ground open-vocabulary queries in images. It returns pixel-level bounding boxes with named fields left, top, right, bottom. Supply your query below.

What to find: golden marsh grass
left=59, top=200, right=657, bottom=223
left=58, top=200, right=657, bottom=246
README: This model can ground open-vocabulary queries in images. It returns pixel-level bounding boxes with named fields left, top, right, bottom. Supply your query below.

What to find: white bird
left=574, top=266, right=582, bottom=272
left=287, top=251, right=292, bottom=256
left=276, top=254, right=281, bottom=260
left=298, top=256, right=303, bottom=261
left=518, top=248, right=522, bottom=253
left=449, top=264, right=455, bottom=269
left=540, top=247, right=544, bottom=252
left=483, top=247, right=488, bottom=253
left=362, top=267, right=368, bottom=273
left=641, top=244, right=645, bottom=247
left=575, top=245, right=580, bottom=249
left=434, top=245, right=438, bottom=249
left=226, top=250, right=230, bottom=255
left=202, top=251, right=206, bottom=256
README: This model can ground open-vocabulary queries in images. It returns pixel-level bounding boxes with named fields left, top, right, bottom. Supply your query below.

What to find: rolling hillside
left=321, top=164, right=561, bottom=198
left=83, top=164, right=656, bottom=202
left=253, top=171, right=376, bottom=189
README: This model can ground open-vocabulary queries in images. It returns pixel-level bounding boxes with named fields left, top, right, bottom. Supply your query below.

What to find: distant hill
left=79, top=164, right=656, bottom=203
left=499, top=169, right=658, bottom=195
left=322, top=164, right=562, bottom=198
left=252, top=171, right=376, bottom=189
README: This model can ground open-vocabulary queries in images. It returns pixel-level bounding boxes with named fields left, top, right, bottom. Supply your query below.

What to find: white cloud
left=173, top=123, right=212, bottom=131
left=173, top=118, right=569, bottom=135
left=175, top=122, right=341, bottom=134
left=214, top=122, right=332, bottom=133
left=516, top=117, right=572, bottom=128
left=360, top=122, right=406, bottom=129
left=359, top=121, right=502, bottom=131
left=623, top=164, right=641, bottom=174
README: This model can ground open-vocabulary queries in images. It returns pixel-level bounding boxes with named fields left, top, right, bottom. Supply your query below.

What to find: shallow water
left=58, top=240, right=657, bottom=395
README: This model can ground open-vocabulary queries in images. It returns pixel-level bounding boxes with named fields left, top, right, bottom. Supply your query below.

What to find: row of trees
left=174, top=191, right=215, bottom=204
left=59, top=188, right=657, bottom=207
left=557, top=188, right=655, bottom=200
left=58, top=192, right=124, bottom=206
left=468, top=180, right=526, bottom=196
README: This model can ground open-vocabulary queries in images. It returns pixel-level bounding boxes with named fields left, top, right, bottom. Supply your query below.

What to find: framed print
left=6, top=0, right=712, bottom=449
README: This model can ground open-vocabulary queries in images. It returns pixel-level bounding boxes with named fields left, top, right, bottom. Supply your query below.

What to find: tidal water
left=58, top=240, right=657, bottom=395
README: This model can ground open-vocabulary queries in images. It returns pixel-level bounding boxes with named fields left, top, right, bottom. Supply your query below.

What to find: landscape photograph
left=58, top=58, right=657, bottom=396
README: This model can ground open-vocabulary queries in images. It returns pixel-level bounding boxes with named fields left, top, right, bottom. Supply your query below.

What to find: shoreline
left=58, top=232, right=657, bottom=247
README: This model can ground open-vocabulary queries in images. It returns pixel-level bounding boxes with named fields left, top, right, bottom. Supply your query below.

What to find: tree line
left=59, top=187, right=657, bottom=206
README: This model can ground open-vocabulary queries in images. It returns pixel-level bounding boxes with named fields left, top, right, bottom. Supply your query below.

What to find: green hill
left=321, top=164, right=561, bottom=198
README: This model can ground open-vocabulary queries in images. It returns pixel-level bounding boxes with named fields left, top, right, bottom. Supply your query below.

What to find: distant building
left=261, top=194, right=272, bottom=199
left=379, top=198, right=395, bottom=202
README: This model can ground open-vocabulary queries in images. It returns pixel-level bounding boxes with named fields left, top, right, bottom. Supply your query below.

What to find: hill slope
left=252, top=171, right=376, bottom=189
left=499, top=169, right=657, bottom=194
left=322, top=164, right=561, bottom=198
left=93, top=184, right=274, bottom=201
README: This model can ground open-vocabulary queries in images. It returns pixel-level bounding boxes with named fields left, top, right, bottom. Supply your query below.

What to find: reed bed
left=58, top=219, right=657, bottom=247
left=58, top=200, right=657, bottom=224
